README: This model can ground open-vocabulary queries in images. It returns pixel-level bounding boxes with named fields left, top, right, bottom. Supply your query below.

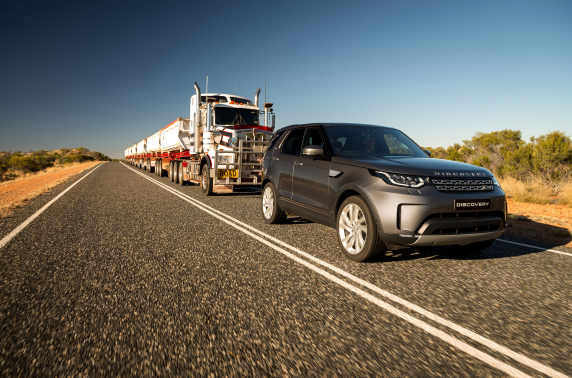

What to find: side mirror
left=302, top=145, right=324, bottom=156
left=423, top=149, right=432, bottom=157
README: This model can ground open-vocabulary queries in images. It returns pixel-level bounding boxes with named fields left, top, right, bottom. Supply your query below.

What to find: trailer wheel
left=178, top=163, right=185, bottom=186
left=170, top=162, right=175, bottom=182
left=159, top=161, right=163, bottom=177
left=150, top=160, right=154, bottom=174
left=201, top=165, right=214, bottom=196
left=174, top=162, right=180, bottom=184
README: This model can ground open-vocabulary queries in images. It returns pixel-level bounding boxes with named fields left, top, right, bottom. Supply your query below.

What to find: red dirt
left=0, top=162, right=102, bottom=216
left=505, top=199, right=572, bottom=247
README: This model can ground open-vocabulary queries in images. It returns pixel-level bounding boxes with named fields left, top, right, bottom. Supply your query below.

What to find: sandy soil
left=0, top=162, right=103, bottom=217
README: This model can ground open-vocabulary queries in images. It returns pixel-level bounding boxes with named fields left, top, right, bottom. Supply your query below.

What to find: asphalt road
left=0, top=161, right=571, bottom=377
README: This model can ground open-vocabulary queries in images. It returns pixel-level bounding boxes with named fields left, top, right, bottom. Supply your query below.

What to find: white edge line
left=497, top=239, right=572, bottom=257
left=0, top=163, right=105, bottom=250
left=124, top=163, right=569, bottom=378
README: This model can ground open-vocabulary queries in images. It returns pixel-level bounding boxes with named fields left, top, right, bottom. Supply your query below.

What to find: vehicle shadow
left=366, top=217, right=572, bottom=263
left=367, top=243, right=534, bottom=263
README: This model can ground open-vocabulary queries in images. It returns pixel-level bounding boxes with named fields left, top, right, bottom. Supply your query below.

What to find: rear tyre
left=178, top=163, right=185, bottom=186
left=170, top=162, right=175, bottom=182
left=174, top=162, right=180, bottom=184
left=336, top=196, right=385, bottom=262
left=201, top=165, right=214, bottom=196
left=262, top=182, right=286, bottom=224
left=462, top=239, right=495, bottom=253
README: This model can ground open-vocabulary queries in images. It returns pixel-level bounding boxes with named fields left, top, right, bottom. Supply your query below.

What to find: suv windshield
left=215, top=108, right=259, bottom=125
left=323, top=125, right=427, bottom=158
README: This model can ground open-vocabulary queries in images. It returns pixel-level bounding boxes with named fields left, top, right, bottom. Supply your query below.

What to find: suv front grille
left=431, top=179, right=494, bottom=192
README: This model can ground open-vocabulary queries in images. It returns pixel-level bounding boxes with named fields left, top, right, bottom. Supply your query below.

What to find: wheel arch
left=334, top=185, right=384, bottom=234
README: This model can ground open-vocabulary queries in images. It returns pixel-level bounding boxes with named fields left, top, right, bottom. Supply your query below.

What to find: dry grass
left=499, top=176, right=572, bottom=206
left=0, top=162, right=90, bottom=187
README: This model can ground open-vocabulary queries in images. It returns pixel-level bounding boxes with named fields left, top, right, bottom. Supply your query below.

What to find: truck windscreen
left=214, top=108, right=259, bottom=125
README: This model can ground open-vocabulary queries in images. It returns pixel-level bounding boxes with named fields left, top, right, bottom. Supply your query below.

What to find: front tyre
left=201, top=165, right=214, bottom=196
left=262, top=182, right=286, bottom=224
left=336, top=196, right=384, bottom=262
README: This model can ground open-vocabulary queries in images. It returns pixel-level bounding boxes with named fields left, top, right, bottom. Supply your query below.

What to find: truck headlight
left=375, top=171, right=428, bottom=188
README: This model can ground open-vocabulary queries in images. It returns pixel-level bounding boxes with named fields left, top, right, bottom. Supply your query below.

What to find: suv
left=261, top=123, right=506, bottom=262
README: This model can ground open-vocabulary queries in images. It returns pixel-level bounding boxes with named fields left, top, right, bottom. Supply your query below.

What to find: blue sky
left=1, top=0, right=570, bottom=159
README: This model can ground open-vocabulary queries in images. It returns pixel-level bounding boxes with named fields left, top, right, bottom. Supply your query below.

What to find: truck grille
left=431, top=179, right=494, bottom=192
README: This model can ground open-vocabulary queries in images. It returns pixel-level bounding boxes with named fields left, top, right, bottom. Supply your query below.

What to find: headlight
left=492, top=176, right=501, bottom=188
left=218, top=155, right=232, bottom=163
left=375, top=171, right=428, bottom=188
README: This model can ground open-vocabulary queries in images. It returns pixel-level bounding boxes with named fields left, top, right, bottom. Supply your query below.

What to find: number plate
left=454, top=199, right=491, bottom=210
left=217, top=169, right=238, bottom=179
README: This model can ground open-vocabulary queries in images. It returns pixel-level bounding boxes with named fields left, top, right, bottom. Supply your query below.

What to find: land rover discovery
left=261, top=123, right=507, bottom=262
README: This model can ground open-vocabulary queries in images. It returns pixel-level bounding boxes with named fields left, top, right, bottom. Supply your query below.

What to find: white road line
left=0, top=163, right=104, bottom=251
left=123, top=163, right=569, bottom=378
left=498, top=239, right=572, bottom=257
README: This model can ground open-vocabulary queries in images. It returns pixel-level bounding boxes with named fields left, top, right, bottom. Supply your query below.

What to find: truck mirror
left=271, top=114, right=275, bottom=129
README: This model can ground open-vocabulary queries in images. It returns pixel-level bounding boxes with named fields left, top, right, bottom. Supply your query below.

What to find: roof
left=277, top=123, right=397, bottom=131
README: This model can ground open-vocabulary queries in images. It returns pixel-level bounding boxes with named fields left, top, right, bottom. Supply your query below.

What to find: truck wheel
left=178, top=163, right=185, bottom=186
left=150, top=161, right=154, bottom=174
left=159, top=161, right=163, bottom=177
left=262, top=182, right=286, bottom=224
left=336, top=196, right=385, bottom=262
left=170, top=162, right=175, bottom=182
left=174, top=162, right=180, bottom=184
left=157, top=161, right=161, bottom=176
left=462, top=239, right=495, bottom=253
left=201, top=165, right=214, bottom=196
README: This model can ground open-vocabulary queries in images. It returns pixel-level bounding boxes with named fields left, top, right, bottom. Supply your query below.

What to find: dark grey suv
left=261, top=123, right=506, bottom=262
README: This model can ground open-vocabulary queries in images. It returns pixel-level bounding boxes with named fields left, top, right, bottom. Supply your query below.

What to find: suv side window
left=281, top=128, right=305, bottom=155
left=302, top=127, right=327, bottom=153
left=266, top=130, right=285, bottom=152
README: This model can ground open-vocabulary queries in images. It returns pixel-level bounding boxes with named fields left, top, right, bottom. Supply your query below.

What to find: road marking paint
left=498, top=239, right=572, bottom=257
left=0, top=163, right=104, bottom=251
left=123, top=163, right=569, bottom=378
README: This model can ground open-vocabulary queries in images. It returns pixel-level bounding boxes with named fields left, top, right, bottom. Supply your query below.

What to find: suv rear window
left=266, top=130, right=285, bottom=152
left=281, top=129, right=305, bottom=155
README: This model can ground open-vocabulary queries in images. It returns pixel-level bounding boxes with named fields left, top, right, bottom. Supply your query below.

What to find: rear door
left=292, top=126, right=332, bottom=215
left=273, top=128, right=305, bottom=199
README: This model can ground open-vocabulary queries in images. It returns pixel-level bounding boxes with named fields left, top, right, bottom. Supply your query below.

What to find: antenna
left=206, top=75, right=208, bottom=94
left=265, top=77, right=267, bottom=103
left=234, top=83, right=236, bottom=95
left=268, top=69, right=270, bottom=102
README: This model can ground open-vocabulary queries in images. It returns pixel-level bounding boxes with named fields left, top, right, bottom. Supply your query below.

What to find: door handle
left=273, top=157, right=279, bottom=161
left=294, top=161, right=303, bottom=166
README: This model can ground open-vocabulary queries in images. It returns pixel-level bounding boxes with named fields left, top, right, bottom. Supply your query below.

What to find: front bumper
left=362, top=181, right=506, bottom=246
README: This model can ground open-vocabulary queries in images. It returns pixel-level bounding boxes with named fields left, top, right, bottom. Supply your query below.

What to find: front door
left=292, top=127, right=331, bottom=215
